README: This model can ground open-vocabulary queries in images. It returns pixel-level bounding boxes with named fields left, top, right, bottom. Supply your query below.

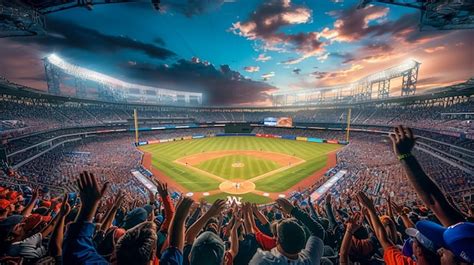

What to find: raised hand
left=76, top=171, right=109, bottom=222
left=169, top=196, right=194, bottom=251
left=146, top=187, right=156, bottom=204
left=389, top=125, right=415, bottom=156
left=207, top=199, right=226, bottom=217
left=357, top=191, right=375, bottom=211
left=345, top=212, right=363, bottom=234
left=275, top=198, right=295, bottom=215
left=60, top=193, right=71, bottom=217
left=175, top=196, right=194, bottom=218
left=390, top=201, right=404, bottom=216
left=157, top=181, right=169, bottom=198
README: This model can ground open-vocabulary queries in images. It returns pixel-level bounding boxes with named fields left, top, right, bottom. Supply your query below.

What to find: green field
left=140, top=136, right=341, bottom=202
left=196, top=154, right=280, bottom=180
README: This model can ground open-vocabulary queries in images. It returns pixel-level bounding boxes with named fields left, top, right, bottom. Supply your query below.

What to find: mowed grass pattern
left=196, top=154, right=280, bottom=180
left=140, top=137, right=341, bottom=193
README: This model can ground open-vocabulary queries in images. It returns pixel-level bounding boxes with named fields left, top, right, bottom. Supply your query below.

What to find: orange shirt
left=384, top=246, right=417, bottom=265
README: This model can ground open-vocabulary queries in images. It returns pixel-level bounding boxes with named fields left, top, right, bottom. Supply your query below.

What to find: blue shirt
left=160, top=247, right=183, bottom=265
left=63, top=221, right=109, bottom=265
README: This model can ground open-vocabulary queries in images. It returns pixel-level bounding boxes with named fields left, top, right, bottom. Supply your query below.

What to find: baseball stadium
left=0, top=1, right=473, bottom=264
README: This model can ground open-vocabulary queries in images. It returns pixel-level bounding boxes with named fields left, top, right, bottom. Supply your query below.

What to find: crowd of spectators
left=2, top=94, right=472, bottom=141
left=0, top=126, right=473, bottom=265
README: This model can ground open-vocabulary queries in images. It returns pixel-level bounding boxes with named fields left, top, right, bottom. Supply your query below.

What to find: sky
left=0, top=0, right=473, bottom=105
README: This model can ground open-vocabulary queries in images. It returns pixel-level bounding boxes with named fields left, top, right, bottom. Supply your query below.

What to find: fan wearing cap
left=183, top=199, right=227, bottom=265
left=5, top=214, right=53, bottom=260
left=249, top=198, right=325, bottom=265
left=357, top=191, right=441, bottom=265
left=0, top=199, right=14, bottom=219
left=416, top=220, right=474, bottom=265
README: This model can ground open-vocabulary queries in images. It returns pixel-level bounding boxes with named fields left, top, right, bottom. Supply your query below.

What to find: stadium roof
left=1, top=76, right=473, bottom=110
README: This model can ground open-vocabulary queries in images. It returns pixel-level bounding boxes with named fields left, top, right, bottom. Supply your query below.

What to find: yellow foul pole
left=134, top=109, right=139, bottom=144
left=346, top=108, right=351, bottom=142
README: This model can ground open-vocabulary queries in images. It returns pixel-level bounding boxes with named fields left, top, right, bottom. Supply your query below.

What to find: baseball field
left=140, top=136, right=341, bottom=203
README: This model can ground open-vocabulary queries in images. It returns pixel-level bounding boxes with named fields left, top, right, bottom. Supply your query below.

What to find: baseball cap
left=0, top=215, right=23, bottom=234
left=22, top=214, right=50, bottom=232
left=122, top=208, right=148, bottom=230
left=416, top=220, right=474, bottom=263
left=0, top=199, right=11, bottom=211
left=405, top=227, right=437, bottom=253
left=190, top=231, right=225, bottom=265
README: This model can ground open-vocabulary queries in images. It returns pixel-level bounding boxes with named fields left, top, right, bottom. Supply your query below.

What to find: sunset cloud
left=261, top=72, right=275, bottom=80
left=256, top=54, right=272, bottom=62
left=231, top=0, right=324, bottom=64
left=244, top=66, right=260, bottom=72
left=424, top=45, right=446, bottom=53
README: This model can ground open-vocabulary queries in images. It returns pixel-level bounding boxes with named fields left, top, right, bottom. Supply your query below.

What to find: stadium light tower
left=271, top=59, right=421, bottom=106
left=43, top=54, right=202, bottom=105
left=358, top=0, right=474, bottom=31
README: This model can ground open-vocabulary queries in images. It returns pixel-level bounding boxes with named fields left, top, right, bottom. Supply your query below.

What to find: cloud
left=244, top=66, right=260, bottom=72
left=119, top=58, right=276, bottom=105
left=310, top=64, right=363, bottom=80
left=424, top=45, right=446, bottom=53
left=16, top=17, right=175, bottom=60
left=231, top=0, right=324, bottom=64
left=256, top=53, right=272, bottom=62
left=342, top=42, right=397, bottom=64
left=319, top=5, right=389, bottom=42
left=261, top=72, right=275, bottom=80
left=317, top=52, right=330, bottom=62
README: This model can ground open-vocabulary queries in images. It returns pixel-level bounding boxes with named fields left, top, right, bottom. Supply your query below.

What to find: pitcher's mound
left=232, top=162, right=245, bottom=168
left=219, top=179, right=255, bottom=194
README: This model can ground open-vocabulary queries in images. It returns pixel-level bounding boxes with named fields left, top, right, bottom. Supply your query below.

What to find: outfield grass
left=140, top=137, right=341, bottom=194
left=196, top=154, right=280, bottom=180
left=254, top=155, right=327, bottom=192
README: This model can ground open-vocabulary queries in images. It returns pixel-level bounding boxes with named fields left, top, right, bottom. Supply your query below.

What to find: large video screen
left=263, top=117, right=293, bottom=127
left=263, top=117, right=277, bottom=126
left=277, top=117, right=293, bottom=127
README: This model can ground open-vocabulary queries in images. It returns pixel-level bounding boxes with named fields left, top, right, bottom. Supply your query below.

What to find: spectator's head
left=0, top=199, right=13, bottom=217
left=115, top=221, right=157, bottom=265
left=276, top=218, right=306, bottom=257
left=97, top=226, right=126, bottom=261
left=417, top=220, right=474, bottom=264
left=122, top=207, right=148, bottom=230
left=405, top=228, right=441, bottom=265
left=0, top=214, right=23, bottom=238
left=189, top=231, right=225, bottom=265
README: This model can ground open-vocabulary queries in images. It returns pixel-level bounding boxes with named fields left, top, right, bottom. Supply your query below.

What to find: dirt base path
left=141, top=149, right=339, bottom=201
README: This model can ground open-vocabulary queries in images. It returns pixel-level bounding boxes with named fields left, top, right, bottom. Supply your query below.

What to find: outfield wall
left=135, top=132, right=348, bottom=146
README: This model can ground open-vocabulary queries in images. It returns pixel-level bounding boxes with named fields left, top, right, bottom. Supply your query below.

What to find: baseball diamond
left=140, top=136, right=342, bottom=203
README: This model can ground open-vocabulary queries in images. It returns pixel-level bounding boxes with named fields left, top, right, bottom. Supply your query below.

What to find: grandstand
left=1, top=76, right=473, bottom=196
left=1, top=1, right=474, bottom=263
